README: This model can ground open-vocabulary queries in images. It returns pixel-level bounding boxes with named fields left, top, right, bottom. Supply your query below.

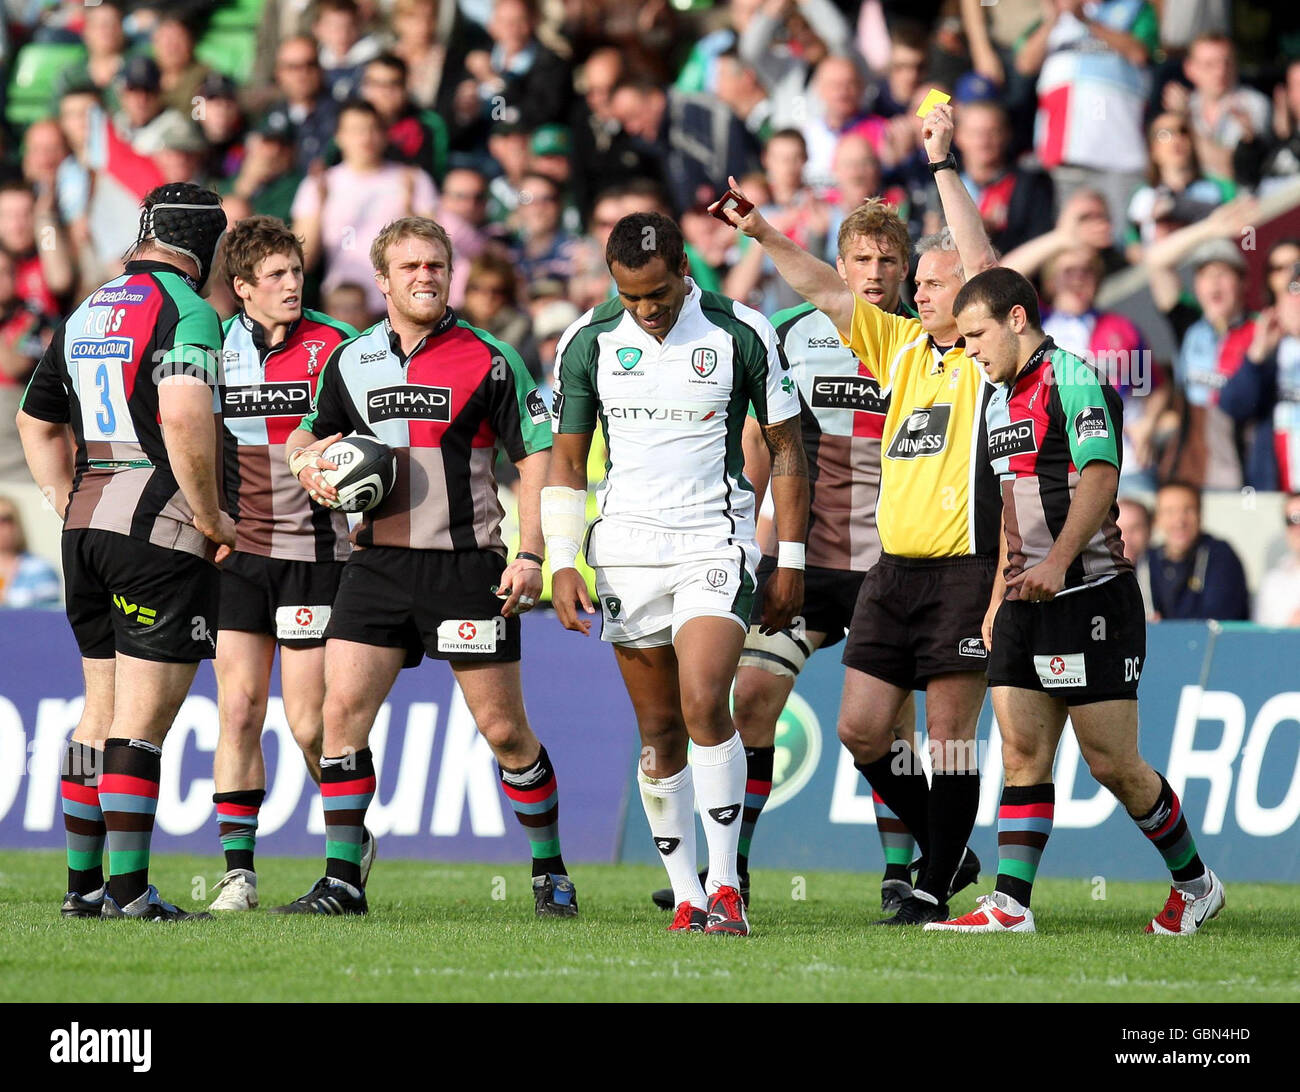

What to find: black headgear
left=134, top=184, right=227, bottom=290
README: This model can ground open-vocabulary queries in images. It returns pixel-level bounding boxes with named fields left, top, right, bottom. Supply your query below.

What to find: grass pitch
left=1, top=850, right=1295, bottom=1002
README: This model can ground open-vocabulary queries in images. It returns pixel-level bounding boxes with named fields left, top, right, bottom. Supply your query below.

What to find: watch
left=928, top=152, right=958, bottom=175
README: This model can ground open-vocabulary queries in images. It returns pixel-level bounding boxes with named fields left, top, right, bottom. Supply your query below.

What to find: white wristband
left=777, top=541, right=806, bottom=571
left=541, top=485, right=587, bottom=572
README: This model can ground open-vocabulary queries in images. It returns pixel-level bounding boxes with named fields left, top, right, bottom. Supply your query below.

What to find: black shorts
left=62, top=527, right=219, bottom=663
left=219, top=551, right=346, bottom=649
left=987, top=572, right=1146, bottom=705
left=753, top=555, right=864, bottom=649
left=325, top=546, right=520, bottom=667
left=842, top=552, right=995, bottom=690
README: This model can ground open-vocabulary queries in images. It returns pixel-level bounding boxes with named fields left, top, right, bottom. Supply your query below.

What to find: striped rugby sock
left=1132, top=774, right=1206, bottom=883
left=499, top=745, right=566, bottom=877
left=872, top=790, right=915, bottom=882
left=60, top=740, right=105, bottom=895
left=321, top=748, right=376, bottom=889
left=994, top=783, right=1054, bottom=907
left=855, top=746, right=930, bottom=856
left=100, top=738, right=162, bottom=906
left=736, top=746, right=774, bottom=880
left=213, top=788, right=265, bottom=873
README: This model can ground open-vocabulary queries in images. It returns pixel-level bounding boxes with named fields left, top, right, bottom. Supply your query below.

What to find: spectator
left=1149, top=480, right=1249, bottom=620
left=1234, top=58, right=1300, bottom=196
left=1220, top=245, right=1300, bottom=492
left=225, top=113, right=304, bottom=223
left=0, top=498, right=60, bottom=609
left=799, top=54, right=875, bottom=192
left=528, top=126, right=574, bottom=193
left=436, top=165, right=495, bottom=305
left=1015, top=0, right=1158, bottom=234
left=608, top=76, right=759, bottom=214
left=1171, top=31, right=1270, bottom=183
left=460, top=250, right=541, bottom=379
left=959, top=0, right=1044, bottom=90
left=1145, top=198, right=1258, bottom=489
left=291, top=100, right=438, bottom=313
left=57, top=0, right=128, bottom=107
left=532, top=297, right=580, bottom=394
left=868, top=20, right=929, bottom=120
left=1126, top=110, right=1234, bottom=258
left=263, top=37, right=340, bottom=173
left=515, top=171, right=577, bottom=292
left=1004, top=187, right=1128, bottom=285
left=1117, top=495, right=1155, bottom=615
left=322, top=281, right=377, bottom=332
left=314, top=0, right=384, bottom=103
left=485, top=121, right=532, bottom=224
left=675, top=0, right=765, bottom=95
left=0, top=181, right=74, bottom=322
left=679, top=203, right=733, bottom=293
left=134, top=112, right=209, bottom=185
left=738, top=0, right=852, bottom=130
left=195, top=73, right=247, bottom=185
left=390, top=0, right=491, bottom=114
left=113, top=56, right=179, bottom=145
left=715, top=48, right=773, bottom=143
left=152, top=15, right=211, bottom=117
left=1254, top=493, right=1300, bottom=627
left=954, top=99, right=1056, bottom=254
left=360, top=53, right=448, bottom=181
left=0, top=248, right=55, bottom=479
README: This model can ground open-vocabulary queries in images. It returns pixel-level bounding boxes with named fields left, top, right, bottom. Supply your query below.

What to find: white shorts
left=586, top=520, right=759, bottom=648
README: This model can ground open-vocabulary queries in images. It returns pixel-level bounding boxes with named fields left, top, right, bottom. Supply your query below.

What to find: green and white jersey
left=553, top=279, right=800, bottom=541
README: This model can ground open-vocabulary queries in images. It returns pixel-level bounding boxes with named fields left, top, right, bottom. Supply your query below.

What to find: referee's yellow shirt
left=839, top=295, right=999, bottom=558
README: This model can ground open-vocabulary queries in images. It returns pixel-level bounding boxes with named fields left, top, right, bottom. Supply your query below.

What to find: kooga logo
left=810, top=374, right=887, bottom=414
left=885, top=404, right=951, bottom=459
left=368, top=384, right=452, bottom=423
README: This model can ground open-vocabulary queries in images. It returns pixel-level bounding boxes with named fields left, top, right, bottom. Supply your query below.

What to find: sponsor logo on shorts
left=604, top=596, right=622, bottom=620
left=653, top=836, right=680, bottom=855
left=89, top=287, right=151, bottom=307
left=691, top=348, right=717, bottom=378
left=958, top=637, right=987, bottom=658
left=69, top=337, right=133, bottom=360
left=707, top=804, right=741, bottom=825
left=1074, top=406, right=1110, bottom=442
left=1034, top=652, right=1087, bottom=688
left=810, top=374, right=887, bottom=414
left=112, top=595, right=156, bottom=626
left=884, top=404, right=951, bottom=460
left=222, top=383, right=312, bottom=418
left=525, top=388, right=550, bottom=424
left=436, top=617, right=504, bottom=654
left=705, top=567, right=729, bottom=589
left=275, top=604, right=330, bottom=641
left=367, top=384, right=452, bottom=423
left=988, top=419, right=1038, bottom=461
left=616, top=347, right=642, bottom=370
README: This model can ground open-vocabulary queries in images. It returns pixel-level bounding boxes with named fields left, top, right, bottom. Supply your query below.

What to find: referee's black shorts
left=842, top=552, right=995, bottom=690
left=325, top=546, right=520, bottom=667
left=987, top=572, right=1145, bottom=705
left=63, top=527, right=219, bottom=662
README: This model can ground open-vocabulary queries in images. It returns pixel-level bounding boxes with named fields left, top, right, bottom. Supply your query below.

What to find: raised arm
left=1144, top=196, right=1257, bottom=312
left=921, top=103, right=998, bottom=276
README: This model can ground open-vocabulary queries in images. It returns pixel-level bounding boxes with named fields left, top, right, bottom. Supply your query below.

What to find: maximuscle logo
left=222, top=383, right=312, bottom=418
left=367, top=384, right=452, bottom=423
left=810, top=374, right=887, bottom=413
left=885, top=404, right=951, bottom=459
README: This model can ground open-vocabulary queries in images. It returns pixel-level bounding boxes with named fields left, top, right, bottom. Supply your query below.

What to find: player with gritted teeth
left=276, top=216, right=578, bottom=917
left=206, top=216, right=359, bottom=912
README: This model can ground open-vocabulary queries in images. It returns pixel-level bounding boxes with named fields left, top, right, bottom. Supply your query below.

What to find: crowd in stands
left=0, top=0, right=1296, bottom=619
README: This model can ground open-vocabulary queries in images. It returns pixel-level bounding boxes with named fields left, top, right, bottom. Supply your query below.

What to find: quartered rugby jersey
left=20, top=260, right=224, bottom=560
left=221, top=309, right=356, bottom=562
left=769, top=300, right=914, bottom=572
left=300, top=308, right=551, bottom=553
left=552, top=279, right=800, bottom=542
left=840, top=295, right=999, bottom=558
left=985, top=337, right=1132, bottom=599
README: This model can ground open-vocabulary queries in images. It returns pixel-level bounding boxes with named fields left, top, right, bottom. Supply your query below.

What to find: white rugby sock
left=692, top=731, right=746, bottom=894
left=638, top=765, right=706, bottom=909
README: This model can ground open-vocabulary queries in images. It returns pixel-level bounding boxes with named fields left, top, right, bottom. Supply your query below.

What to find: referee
left=717, top=104, right=998, bottom=924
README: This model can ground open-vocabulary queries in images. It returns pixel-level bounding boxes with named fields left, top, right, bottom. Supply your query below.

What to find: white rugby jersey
left=552, top=279, right=800, bottom=541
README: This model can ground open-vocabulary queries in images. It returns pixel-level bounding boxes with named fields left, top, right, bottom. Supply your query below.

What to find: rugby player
left=718, top=104, right=999, bottom=925
left=275, top=217, right=577, bottom=917
left=650, top=198, right=921, bottom=914
left=926, top=267, right=1225, bottom=935
left=18, top=183, right=233, bottom=921
left=546, top=212, right=807, bottom=936
left=207, top=216, right=360, bottom=912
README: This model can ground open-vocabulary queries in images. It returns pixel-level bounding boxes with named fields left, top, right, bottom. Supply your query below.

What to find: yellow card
left=915, top=88, right=952, bottom=118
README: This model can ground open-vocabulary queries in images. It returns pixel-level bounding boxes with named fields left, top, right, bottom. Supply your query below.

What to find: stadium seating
left=208, top=0, right=268, bottom=32
left=195, top=28, right=257, bottom=84
left=4, top=42, right=87, bottom=127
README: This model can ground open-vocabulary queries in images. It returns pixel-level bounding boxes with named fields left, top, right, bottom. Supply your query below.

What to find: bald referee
left=718, top=104, right=999, bottom=925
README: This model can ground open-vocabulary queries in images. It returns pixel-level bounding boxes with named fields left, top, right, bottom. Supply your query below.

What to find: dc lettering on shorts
left=436, top=617, right=505, bottom=654
left=275, top=604, right=332, bottom=641
left=1033, top=653, right=1087, bottom=689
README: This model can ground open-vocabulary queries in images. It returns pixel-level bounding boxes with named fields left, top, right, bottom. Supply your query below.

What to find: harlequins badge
left=302, top=339, right=327, bottom=375
left=617, top=347, right=642, bottom=369
left=691, top=347, right=717, bottom=377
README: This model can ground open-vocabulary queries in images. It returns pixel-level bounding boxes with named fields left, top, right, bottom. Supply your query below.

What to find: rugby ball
left=319, top=434, right=396, bottom=513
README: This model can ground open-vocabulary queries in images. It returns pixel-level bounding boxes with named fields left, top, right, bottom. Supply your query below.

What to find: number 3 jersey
left=220, top=309, right=356, bottom=561
left=19, top=261, right=226, bottom=560
left=552, top=280, right=800, bottom=543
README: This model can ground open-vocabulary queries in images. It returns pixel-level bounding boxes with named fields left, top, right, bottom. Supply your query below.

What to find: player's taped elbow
left=541, top=485, right=587, bottom=571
